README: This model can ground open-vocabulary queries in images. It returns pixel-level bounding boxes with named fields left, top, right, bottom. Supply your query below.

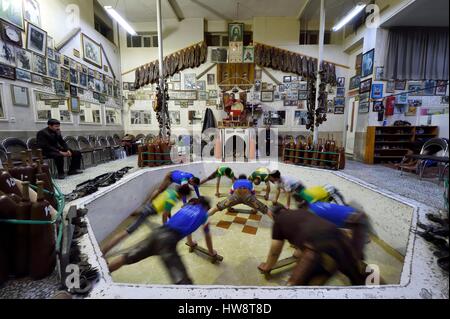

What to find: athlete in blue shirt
left=148, top=170, right=201, bottom=204
left=107, top=197, right=217, bottom=285
left=208, top=174, right=272, bottom=218
left=306, top=202, right=369, bottom=260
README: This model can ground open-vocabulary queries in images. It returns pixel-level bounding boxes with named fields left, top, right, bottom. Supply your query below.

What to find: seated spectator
left=36, top=119, right=83, bottom=179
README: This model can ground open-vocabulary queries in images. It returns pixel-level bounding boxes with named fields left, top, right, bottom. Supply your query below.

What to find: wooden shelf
left=365, top=126, right=438, bottom=165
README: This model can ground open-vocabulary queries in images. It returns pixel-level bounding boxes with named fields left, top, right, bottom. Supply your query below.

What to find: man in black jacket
left=37, top=119, right=82, bottom=179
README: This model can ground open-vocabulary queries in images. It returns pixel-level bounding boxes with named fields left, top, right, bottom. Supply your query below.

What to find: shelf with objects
left=365, top=126, right=439, bottom=164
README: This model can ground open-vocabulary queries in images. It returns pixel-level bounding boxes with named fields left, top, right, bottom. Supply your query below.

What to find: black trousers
left=46, top=150, right=82, bottom=174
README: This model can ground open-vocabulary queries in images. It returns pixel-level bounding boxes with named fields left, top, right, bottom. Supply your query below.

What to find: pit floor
left=103, top=184, right=404, bottom=286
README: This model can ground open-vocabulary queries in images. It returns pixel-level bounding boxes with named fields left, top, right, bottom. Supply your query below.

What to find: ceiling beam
left=190, top=0, right=232, bottom=21
left=167, top=0, right=184, bottom=22
left=297, top=0, right=311, bottom=20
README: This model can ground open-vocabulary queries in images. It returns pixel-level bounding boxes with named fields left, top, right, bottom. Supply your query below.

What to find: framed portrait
left=334, top=97, right=345, bottom=107
left=0, top=0, right=24, bottom=29
left=423, top=80, right=436, bottom=96
left=53, top=80, right=66, bottom=96
left=16, top=68, right=31, bottom=82
left=54, top=52, right=61, bottom=64
left=334, top=107, right=345, bottom=114
left=0, top=40, right=16, bottom=65
left=26, top=23, right=47, bottom=56
left=11, top=85, right=30, bottom=106
left=211, top=48, right=228, bottom=63
left=362, top=49, right=374, bottom=78
left=435, top=80, right=448, bottom=96
left=228, top=42, right=243, bottom=63
left=373, top=101, right=384, bottom=112
left=349, top=75, right=360, bottom=91
left=1, top=21, right=22, bottom=47
left=243, top=46, right=254, bottom=63
left=70, top=68, right=78, bottom=85
left=337, top=77, right=345, bottom=88
left=336, top=87, right=345, bottom=97
left=299, top=82, right=308, bottom=91
left=283, top=76, right=292, bottom=83
left=68, top=97, right=80, bottom=113
left=386, top=80, right=395, bottom=93
left=206, top=73, right=215, bottom=85
left=81, top=33, right=102, bottom=68
left=228, top=23, right=244, bottom=42
left=23, top=0, right=41, bottom=27
left=375, top=67, right=384, bottom=81
left=14, top=47, right=31, bottom=70
left=371, top=84, right=383, bottom=99
left=359, top=78, right=372, bottom=94
left=60, top=67, right=69, bottom=83
left=70, top=85, right=77, bottom=97
left=298, top=91, right=308, bottom=100
left=32, top=53, right=47, bottom=75
left=0, top=63, right=15, bottom=79
left=395, top=80, right=406, bottom=91
left=261, top=91, right=274, bottom=102
left=47, top=59, right=60, bottom=79
left=79, top=73, right=87, bottom=88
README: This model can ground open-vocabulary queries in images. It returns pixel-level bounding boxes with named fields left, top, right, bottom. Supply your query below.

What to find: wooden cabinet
left=365, top=126, right=439, bottom=164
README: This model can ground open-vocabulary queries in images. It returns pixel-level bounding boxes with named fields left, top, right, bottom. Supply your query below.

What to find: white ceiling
left=97, top=0, right=309, bottom=23
left=381, top=0, right=449, bottom=27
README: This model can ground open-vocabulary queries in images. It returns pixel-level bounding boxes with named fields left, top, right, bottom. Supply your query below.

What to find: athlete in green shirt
left=200, top=166, right=236, bottom=197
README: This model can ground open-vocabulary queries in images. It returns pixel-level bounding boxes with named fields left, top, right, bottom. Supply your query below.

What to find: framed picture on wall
left=355, top=53, right=363, bottom=75
left=68, top=96, right=80, bottom=113
left=16, top=68, right=31, bottom=82
left=371, top=84, right=383, bottom=99
left=359, top=78, right=372, bottom=94
left=283, top=76, right=292, bottom=83
left=261, top=91, right=274, bottom=102
left=337, top=77, right=345, bottom=88
left=336, top=87, right=345, bottom=97
left=0, top=0, right=24, bottom=30
left=1, top=21, right=23, bottom=47
left=26, top=23, right=47, bottom=56
left=47, top=59, right=60, bottom=79
left=373, top=101, right=384, bottom=112
left=395, top=80, right=406, bottom=90
left=375, top=66, right=384, bottom=81
left=11, top=85, right=30, bottom=107
left=243, top=46, right=254, bottom=63
left=15, top=47, right=32, bottom=70
left=423, top=80, right=436, bottom=96
left=0, top=63, right=15, bottom=79
left=334, top=107, right=345, bottom=114
left=435, top=80, right=448, bottom=96
left=54, top=80, right=66, bottom=96
left=408, top=82, right=423, bottom=96
left=362, top=49, right=374, bottom=78
left=334, top=97, right=345, bottom=107
left=32, top=53, right=47, bottom=75
left=81, top=33, right=102, bottom=68
left=298, top=91, right=308, bottom=100
left=349, top=75, right=360, bottom=90
left=0, top=40, right=16, bottom=65
left=24, top=0, right=41, bottom=27
left=229, top=23, right=244, bottom=42
left=386, top=80, right=395, bottom=93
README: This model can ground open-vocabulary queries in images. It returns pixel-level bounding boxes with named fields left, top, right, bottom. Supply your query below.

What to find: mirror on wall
left=80, top=101, right=102, bottom=124
left=34, top=91, right=72, bottom=123
left=105, top=107, right=122, bottom=125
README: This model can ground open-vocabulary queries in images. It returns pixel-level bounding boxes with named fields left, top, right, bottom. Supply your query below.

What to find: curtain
left=385, top=27, right=449, bottom=80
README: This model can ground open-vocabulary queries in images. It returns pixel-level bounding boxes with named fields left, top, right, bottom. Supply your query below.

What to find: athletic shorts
left=217, top=193, right=268, bottom=214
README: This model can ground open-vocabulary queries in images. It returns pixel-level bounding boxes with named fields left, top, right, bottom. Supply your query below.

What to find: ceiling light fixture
left=332, top=3, right=367, bottom=32
left=104, top=5, right=137, bottom=35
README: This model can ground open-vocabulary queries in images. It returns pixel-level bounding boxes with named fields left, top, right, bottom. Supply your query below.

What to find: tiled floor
left=0, top=157, right=446, bottom=298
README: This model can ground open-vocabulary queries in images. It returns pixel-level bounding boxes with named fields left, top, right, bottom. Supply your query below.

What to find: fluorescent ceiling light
left=104, top=6, right=137, bottom=35
left=332, top=3, right=367, bottom=32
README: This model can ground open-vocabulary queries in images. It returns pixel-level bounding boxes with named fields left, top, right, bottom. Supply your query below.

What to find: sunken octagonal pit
left=71, top=162, right=447, bottom=299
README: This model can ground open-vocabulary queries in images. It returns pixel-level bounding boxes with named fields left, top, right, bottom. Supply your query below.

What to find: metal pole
left=156, top=0, right=166, bottom=137
left=313, top=0, right=325, bottom=144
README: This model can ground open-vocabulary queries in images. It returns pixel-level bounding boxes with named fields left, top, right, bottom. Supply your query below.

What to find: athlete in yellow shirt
left=100, top=185, right=191, bottom=255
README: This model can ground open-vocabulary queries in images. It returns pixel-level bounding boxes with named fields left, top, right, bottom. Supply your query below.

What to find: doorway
left=345, top=97, right=358, bottom=155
